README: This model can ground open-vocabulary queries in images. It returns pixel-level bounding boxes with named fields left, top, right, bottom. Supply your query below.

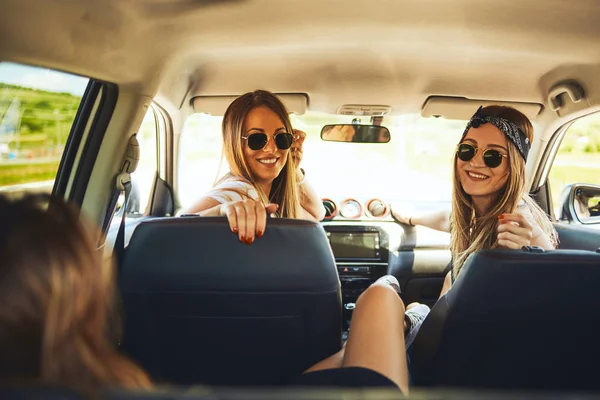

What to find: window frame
left=62, top=81, right=119, bottom=205
left=535, top=110, right=600, bottom=223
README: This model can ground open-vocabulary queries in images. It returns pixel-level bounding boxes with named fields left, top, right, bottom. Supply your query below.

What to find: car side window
left=0, top=62, right=88, bottom=198
left=117, top=107, right=159, bottom=216
left=549, top=112, right=600, bottom=221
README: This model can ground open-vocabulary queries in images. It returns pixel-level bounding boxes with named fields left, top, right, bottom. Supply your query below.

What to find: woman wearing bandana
left=393, top=106, right=558, bottom=343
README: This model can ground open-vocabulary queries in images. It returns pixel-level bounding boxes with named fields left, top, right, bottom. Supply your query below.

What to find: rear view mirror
left=321, top=124, right=390, bottom=143
left=559, top=183, right=600, bottom=224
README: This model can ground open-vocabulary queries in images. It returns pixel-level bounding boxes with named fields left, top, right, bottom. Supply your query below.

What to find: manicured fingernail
left=498, top=214, right=505, bottom=220
left=232, top=227, right=238, bottom=234
left=257, top=231, right=263, bottom=238
left=240, top=235, right=245, bottom=242
left=247, top=237, right=254, bottom=245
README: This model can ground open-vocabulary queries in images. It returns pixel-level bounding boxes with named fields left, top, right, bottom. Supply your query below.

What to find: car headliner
left=1, top=0, right=600, bottom=122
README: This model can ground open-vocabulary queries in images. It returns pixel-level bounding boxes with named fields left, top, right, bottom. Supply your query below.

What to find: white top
left=205, top=174, right=260, bottom=204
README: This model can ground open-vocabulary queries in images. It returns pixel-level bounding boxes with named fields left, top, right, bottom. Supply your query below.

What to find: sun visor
left=422, top=97, right=543, bottom=120
left=192, top=93, right=308, bottom=116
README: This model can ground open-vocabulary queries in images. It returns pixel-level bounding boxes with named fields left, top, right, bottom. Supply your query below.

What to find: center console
left=324, top=225, right=389, bottom=331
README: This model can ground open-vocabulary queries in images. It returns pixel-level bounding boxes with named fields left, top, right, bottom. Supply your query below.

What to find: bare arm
left=291, top=129, right=325, bottom=222
left=531, top=229, right=555, bottom=250
left=531, top=223, right=556, bottom=250
left=391, top=206, right=451, bottom=233
left=182, top=197, right=222, bottom=216
left=411, top=210, right=451, bottom=232
left=439, top=271, right=452, bottom=299
left=297, top=170, right=326, bottom=222
left=182, top=196, right=279, bottom=243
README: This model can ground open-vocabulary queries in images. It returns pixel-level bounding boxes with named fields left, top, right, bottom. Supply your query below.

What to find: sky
left=0, top=62, right=88, bottom=96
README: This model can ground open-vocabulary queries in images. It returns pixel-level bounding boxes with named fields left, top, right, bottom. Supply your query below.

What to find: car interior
left=2, top=0, right=600, bottom=398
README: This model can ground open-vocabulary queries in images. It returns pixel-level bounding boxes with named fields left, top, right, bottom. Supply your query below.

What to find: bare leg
left=304, top=348, right=345, bottom=373
left=342, top=281, right=409, bottom=393
left=304, top=281, right=409, bottom=394
left=308, top=299, right=416, bottom=374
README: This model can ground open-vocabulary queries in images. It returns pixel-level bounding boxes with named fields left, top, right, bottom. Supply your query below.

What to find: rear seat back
left=119, top=216, right=341, bottom=386
left=409, top=249, right=600, bottom=390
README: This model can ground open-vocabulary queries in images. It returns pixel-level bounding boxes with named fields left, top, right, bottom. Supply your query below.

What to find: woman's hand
left=291, top=129, right=306, bottom=168
left=390, top=204, right=412, bottom=226
left=497, top=213, right=533, bottom=249
left=220, top=199, right=279, bottom=244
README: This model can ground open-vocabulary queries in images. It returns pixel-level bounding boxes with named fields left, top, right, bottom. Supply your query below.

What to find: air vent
left=337, top=104, right=392, bottom=117
left=322, top=198, right=337, bottom=220
left=365, top=199, right=388, bottom=218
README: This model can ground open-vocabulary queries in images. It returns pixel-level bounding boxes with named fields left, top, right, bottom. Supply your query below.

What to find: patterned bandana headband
left=461, top=106, right=531, bottom=161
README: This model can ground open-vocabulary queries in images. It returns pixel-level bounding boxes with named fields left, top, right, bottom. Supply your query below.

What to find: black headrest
left=446, top=249, right=600, bottom=314
left=410, top=249, right=600, bottom=390
left=121, top=216, right=339, bottom=293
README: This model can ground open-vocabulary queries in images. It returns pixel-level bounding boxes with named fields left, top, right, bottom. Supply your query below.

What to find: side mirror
left=559, top=183, right=600, bottom=224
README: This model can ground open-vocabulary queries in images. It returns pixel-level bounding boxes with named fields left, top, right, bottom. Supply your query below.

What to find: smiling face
left=242, top=106, right=289, bottom=191
left=456, top=123, right=510, bottom=212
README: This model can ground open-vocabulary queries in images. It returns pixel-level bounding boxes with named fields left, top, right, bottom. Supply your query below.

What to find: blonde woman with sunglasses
left=185, top=90, right=325, bottom=243
left=393, top=105, right=558, bottom=298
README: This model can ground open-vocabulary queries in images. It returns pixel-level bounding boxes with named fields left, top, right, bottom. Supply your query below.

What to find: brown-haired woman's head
left=0, top=194, right=150, bottom=394
left=221, top=90, right=299, bottom=218
left=450, top=105, right=534, bottom=274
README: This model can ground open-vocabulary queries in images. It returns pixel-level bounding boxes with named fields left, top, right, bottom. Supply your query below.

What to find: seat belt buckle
left=116, top=172, right=132, bottom=191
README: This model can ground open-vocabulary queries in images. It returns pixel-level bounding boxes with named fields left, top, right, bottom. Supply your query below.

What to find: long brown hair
left=0, top=194, right=151, bottom=394
left=219, top=90, right=300, bottom=218
left=450, top=106, right=558, bottom=277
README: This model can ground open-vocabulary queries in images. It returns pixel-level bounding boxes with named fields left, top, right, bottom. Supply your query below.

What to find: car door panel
left=555, top=223, right=600, bottom=251
left=391, top=227, right=451, bottom=307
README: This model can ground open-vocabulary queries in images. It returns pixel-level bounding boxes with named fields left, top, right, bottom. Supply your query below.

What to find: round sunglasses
left=456, top=143, right=508, bottom=168
left=242, top=132, right=294, bottom=151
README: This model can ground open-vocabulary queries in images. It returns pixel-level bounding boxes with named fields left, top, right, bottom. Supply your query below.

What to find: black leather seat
left=409, top=249, right=600, bottom=391
left=119, top=216, right=341, bottom=386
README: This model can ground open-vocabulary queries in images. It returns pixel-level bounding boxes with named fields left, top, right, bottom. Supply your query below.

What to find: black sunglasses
left=242, top=132, right=294, bottom=151
left=456, top=143, right=508, bottom=168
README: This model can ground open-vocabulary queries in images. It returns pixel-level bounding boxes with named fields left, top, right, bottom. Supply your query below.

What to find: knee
left=356, top=283, right=405, bottom=312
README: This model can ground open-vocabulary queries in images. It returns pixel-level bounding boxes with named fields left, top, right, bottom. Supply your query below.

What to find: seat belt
left=114, top=173, right=132, bottom=269
left=110, top=134, right=140, bottom=269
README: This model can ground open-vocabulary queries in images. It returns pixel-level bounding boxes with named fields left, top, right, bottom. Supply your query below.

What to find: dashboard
left=322, top=197, right=392, bottom=220
left=320, top=197, right=452, bottom=330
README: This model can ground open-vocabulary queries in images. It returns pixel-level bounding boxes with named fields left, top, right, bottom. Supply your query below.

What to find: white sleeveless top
left=204, top=174, right=260, bottom=204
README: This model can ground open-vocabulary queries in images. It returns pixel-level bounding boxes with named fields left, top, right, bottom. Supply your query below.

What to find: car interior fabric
left=409, top=248, right=600, bottom=390
left=119, top=216, right=342, bottom=386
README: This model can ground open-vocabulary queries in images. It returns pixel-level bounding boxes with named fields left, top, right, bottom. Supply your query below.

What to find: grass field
left=0, top=160, right=60, bottom=186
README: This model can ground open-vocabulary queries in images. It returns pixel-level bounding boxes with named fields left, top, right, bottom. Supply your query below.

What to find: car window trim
left=67, top=81, right=118, bottom=206
left=53, top=80, right=101, bottom=197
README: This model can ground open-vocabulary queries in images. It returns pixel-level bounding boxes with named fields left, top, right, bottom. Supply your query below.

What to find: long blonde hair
left=0, top=194, right=151, bottom=395
left=450, top=106, right=558, bottom=277
left=219, top=90, right=300, bottom=218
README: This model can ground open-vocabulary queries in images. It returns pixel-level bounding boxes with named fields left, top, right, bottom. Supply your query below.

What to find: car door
left=536, top=111, right=600, bottom=251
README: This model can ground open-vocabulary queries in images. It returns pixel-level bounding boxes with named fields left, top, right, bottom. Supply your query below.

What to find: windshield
left=177, top=112, right=468, bottom=208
